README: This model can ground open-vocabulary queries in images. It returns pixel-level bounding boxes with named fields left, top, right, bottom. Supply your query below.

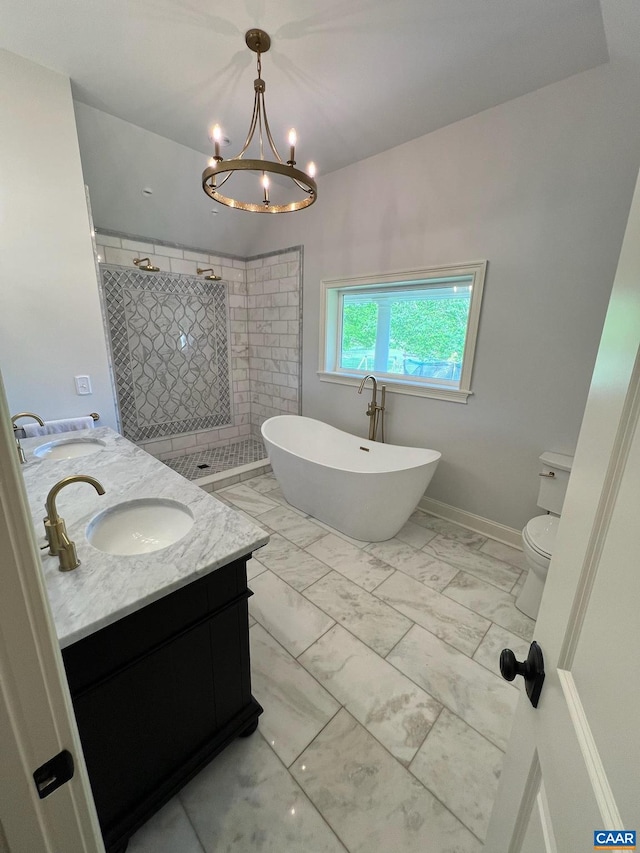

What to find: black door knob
left=499, top=641, right=545, bottom=708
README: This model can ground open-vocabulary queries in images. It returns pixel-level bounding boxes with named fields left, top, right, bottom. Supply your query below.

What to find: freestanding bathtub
left=261, top=415, right=441, bottom=542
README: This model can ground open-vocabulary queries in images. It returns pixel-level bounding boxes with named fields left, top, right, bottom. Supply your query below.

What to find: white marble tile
left=410, top=511, right=487, bottom=547
left=512, top=570, right=527, bottom=597
left=128, top=796, right=204, bottom=853
left=181, top=732, right=347, bottom=853
left=303, top=571, right=411, bottom=656
left=388, top=625, right=519, bottom=750
left=234, top=507, right=275, bottom=532
left=480, top=538, right=528, bottom=571
left=247, top=555, right=268, bottom=580
left=308, top=517, right=370, bottom=548
left=473, top=622, right=531, bottom=681
left=375, top=571, right=490, bottom=656
left=253, top=533, right=331, bottom=590
left=300, top=625, right=441, bottom=765
left=249, top=570, right=335, bottom=656
left=250, top=624, right=340, bottom=766
left=257, top=505, right=326, bottom=548
left=395, top=519, right=439, bottom=549
left=217, top=483, right=279, bottom=515
left=292, top=709, right=481, bottom=853
left=243, top=472, right=279, bottom=493
left=366, top=538, right=459, bottom=592
left=262, top=483, right=290, bottom=505
left=306, top=533, right=395, bottom=591
left=443, top=571, right=535, bottom=641
left=423, top=535, right=521, bottom=592
left=410, top=708, right=504, bottom=841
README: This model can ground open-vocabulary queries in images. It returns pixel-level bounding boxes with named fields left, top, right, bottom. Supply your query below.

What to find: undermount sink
left=34, top=437, right=106, bottom=461
left=86, top=498, right=195, bottom=556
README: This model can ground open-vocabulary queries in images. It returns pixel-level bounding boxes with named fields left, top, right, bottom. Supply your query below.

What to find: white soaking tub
left=261, top=415, right=441, bottom=542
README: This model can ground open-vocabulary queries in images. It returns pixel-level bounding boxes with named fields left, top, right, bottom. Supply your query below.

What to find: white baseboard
left=417, top=496, right=523, bottom=549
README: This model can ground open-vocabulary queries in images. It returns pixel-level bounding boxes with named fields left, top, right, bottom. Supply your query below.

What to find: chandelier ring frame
left=202, top=158, right=317, bottom=213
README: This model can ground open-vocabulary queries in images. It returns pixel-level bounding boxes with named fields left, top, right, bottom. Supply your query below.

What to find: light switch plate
left=74, top=375, right=92, bottom=395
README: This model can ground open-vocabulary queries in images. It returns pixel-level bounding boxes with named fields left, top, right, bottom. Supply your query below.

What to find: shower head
left=133, top=257, right=160, bottom=272
left=197, top=268, right=222, bottom=281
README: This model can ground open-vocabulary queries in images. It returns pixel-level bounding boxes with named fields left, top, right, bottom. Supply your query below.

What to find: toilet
left=516, top=451, right=574, bottom=619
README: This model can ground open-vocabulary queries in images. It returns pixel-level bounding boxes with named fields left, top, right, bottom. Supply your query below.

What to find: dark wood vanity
left=62, top=555, right=261, bottom=853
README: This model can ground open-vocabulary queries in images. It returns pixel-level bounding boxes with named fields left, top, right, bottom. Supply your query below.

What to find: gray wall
left=0, top=49, right=118, bottom=429
left=70, top=6, right=640, bottom=532
left=243, top=54, right=640, bottom=530
left=74, top=103, right=253, bottom=258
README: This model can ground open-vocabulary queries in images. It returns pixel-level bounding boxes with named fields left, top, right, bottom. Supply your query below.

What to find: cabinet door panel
left=210, top=603, right=249, bottom=727
left=73, top=621, right=215, bottom=831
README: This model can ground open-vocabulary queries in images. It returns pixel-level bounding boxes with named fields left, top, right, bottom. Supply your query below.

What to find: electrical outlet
left=74, top=375, right=92, bottom=395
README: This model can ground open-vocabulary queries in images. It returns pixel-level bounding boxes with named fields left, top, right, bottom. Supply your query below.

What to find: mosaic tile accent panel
left=101, top=266, right=232, bottom=441
left=163, top=438, right=266, bottom=480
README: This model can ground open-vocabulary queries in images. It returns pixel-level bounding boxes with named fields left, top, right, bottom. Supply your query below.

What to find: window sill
left=317, top=371, right=472, bottom=403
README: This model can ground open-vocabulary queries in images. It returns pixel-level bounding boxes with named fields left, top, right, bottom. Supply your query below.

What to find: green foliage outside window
left=342, top=298, right=468, bottom=361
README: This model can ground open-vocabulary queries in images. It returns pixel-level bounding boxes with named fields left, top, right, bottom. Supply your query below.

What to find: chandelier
left=202, top=29, right=317, bottom=213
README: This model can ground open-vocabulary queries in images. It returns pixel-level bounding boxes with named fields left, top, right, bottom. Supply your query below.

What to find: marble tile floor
left=128, top=473, right=534, bottom=853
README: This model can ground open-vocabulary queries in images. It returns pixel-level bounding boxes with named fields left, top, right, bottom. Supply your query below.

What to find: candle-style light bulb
left=307, top=161, right=317, bottom=179
left=288, top=128, right=297, bottom=164
left=262, top=173, right=270, bottom=206
left=212, top=124, right=222, bottom=159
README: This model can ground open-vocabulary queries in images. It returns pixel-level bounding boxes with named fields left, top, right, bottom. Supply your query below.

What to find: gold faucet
left=11, top=412, right=44, bottom=463
left=44, top=475, right=105, bottom=572
left=357, top=375, right=386, bottom=442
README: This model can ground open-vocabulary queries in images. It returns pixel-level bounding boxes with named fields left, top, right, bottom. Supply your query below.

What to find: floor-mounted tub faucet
left=357, top=374, right=386, bottom=442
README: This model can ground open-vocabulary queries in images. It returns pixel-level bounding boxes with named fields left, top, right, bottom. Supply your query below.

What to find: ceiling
left=1, top=0, right=609, bottom=177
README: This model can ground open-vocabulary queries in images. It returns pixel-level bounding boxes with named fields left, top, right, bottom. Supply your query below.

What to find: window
left=319, top=261, right=487, bottom=402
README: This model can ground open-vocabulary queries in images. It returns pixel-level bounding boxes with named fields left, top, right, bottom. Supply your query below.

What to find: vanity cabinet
left=62, top=555, right=262, bottom=853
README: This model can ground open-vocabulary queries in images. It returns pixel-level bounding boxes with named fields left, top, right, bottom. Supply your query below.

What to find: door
left=0, top=373, right=104, bottom=853
left=485, top=171, right=640, bottom=849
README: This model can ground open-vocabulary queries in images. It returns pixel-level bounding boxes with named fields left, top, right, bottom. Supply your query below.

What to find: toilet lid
left=524, top=515, right=559, bottom=558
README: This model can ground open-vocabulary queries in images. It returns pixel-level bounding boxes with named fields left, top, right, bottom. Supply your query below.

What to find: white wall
left=0, top=49, right=117, bottom=429
left=74, top=103, right=253, bottom=258
left=244, top=56, right=640, bottom=530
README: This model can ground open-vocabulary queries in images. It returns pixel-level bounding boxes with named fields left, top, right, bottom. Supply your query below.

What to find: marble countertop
left=21, top=427, right=269, bottom=648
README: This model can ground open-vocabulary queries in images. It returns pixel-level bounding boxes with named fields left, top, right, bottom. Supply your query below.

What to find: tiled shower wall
left=94, top=231, right=301, bottom=461
left=246, top=249, right=302, bottom=439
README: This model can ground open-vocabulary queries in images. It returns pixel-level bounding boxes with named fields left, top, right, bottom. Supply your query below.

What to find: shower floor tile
left=128, top=494, right=530, bottom=852
left=163, top=437, right=267, bottom=480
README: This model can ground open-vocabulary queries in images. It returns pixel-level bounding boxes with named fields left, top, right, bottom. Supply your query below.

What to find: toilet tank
left=537, top=451, right=574, bottom=515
